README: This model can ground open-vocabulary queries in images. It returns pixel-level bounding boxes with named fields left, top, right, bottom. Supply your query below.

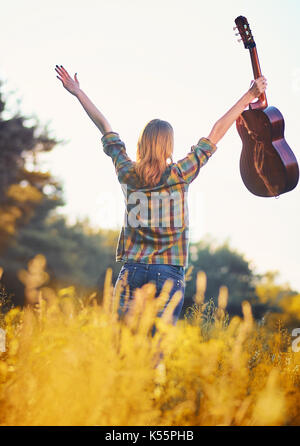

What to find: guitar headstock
left=234, top=16, right=256, bottom=49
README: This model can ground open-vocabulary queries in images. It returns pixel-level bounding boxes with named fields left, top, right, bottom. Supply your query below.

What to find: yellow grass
left=0, top=255, right=300, bottom=426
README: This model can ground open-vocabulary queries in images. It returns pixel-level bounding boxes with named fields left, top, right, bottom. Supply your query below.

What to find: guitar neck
left=249, top=46, right=268, bottom=109
left=249, top=46, right=262, bottom=78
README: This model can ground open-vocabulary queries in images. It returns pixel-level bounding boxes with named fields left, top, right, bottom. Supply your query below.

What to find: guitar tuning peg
left=233, top=26, right=237, bottom=30
left=237, top=38, right=242, bottom=43
left=235, top=33, right=240, bottom=36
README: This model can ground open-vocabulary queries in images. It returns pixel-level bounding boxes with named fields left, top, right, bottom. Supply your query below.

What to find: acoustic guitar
left=234, top=15, right=299, bottom=197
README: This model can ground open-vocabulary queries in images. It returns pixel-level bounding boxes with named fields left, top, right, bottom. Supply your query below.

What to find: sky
left=1, top=0, right=300, bottom=291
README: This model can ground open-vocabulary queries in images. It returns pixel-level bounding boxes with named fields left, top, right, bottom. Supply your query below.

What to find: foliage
left=0, top=81, right=120, bottom=305
left=255, top=270, right=300, bottom=329
left=0, top=256, right=299, bottom=426
left=184, top=239, right=259, bottom=316
left=0, top=214, right=120, bottom=306
left=0, top=82, right=64, bottom=252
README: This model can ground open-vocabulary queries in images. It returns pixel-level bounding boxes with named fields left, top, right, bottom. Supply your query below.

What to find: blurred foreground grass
left=0, top=255, right=300, bottom=426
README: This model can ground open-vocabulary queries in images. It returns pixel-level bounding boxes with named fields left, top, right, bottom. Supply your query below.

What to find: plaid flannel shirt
left=101, top=131, right=217, bottom=267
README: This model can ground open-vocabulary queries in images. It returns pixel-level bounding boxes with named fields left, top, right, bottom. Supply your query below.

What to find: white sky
left=1, top=0, right=300, bottom=291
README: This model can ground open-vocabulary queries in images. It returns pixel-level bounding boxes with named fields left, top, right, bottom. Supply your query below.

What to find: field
left=0, top=255, right=300, bottom=426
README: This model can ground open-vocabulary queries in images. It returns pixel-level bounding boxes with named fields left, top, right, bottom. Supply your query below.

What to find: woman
left=55, top=65, right=267, bottom=323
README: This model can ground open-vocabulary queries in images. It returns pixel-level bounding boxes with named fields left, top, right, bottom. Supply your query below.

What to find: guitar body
left=236, top=106, right=299, bottom=197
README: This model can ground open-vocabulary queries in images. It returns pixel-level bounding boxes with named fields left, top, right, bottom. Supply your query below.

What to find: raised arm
left=207, top=76, right=267, bottom=145
left=55, top=65, right=112, bottom=135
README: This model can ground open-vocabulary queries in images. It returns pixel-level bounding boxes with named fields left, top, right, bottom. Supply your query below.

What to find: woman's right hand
left=248, top=76, right=267, bottom=99
left=55, top=65, right=80, bottom=96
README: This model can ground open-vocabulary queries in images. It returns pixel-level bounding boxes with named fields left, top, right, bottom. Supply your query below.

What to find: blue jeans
left=114, top=262, right=185, bottom=326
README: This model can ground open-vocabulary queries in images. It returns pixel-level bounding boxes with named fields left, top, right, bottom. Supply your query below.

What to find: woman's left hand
left=248, top=76, right=267, bottom=99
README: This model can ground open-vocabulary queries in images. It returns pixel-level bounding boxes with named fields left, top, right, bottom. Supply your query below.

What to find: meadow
left=0, top=254, right=299, bottom=426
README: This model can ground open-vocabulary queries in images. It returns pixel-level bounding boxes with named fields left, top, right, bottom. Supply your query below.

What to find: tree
left=255, top=270, right=299, bottom=329
left=184, top=237, right=259, bottom=317
left=0, top=81, right=64, bottom=252
left=0, top=80, right=123, bottom=306
left=0, top=212, right=120, bottom=306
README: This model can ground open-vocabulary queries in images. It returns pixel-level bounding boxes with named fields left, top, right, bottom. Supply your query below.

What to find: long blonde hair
left=135, top=119, right=174, bottom=187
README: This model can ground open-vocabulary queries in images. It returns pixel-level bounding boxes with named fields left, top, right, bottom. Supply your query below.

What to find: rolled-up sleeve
left=172, top=137, right=217, bottom=184
left=101, top=131, right=134, bottom=183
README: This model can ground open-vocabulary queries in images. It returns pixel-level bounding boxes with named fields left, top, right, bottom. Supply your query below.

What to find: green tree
left=0, top=82, right=64, bottom=252
left=184, top=238, right=260, bottom=317
left=0, top=212, right=120, bottom=305
left=0, top=80, right=123, bottom=306
left=255, top=270, right=299, bottom=329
